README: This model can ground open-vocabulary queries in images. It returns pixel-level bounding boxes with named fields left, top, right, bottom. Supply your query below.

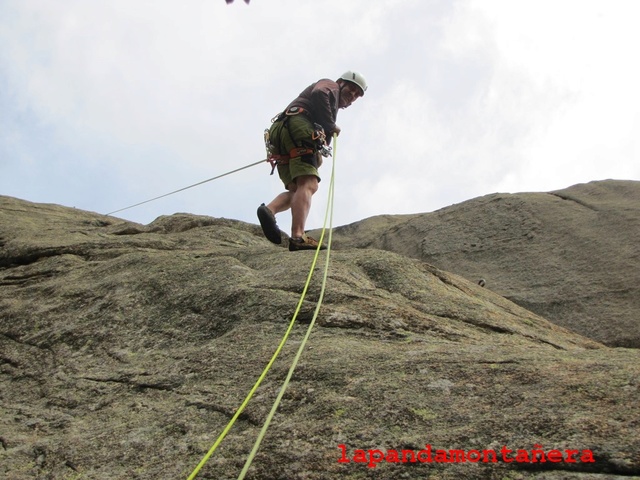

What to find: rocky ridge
left=1, top=192, right=639, bottom=479
left=328, top=180, right=640, bottom=348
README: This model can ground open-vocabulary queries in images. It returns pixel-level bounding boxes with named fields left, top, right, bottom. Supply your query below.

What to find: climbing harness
left=187, top=134, right=338, bottom=480
left=265, top=107, right=332, bottom=175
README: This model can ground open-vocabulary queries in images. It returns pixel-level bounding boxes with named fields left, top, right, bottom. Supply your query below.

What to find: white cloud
left=468, top=0, right=640, bottom=192
left=1, top=0, right=638, bottom=231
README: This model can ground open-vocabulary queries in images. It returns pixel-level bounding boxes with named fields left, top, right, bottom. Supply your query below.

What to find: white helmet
left=339, top=71, right=367, bottom=95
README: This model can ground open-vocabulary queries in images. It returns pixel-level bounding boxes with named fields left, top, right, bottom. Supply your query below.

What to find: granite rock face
left=329, top=180, right=640, bottom=348
left=1, top=193, right=639, bottom=479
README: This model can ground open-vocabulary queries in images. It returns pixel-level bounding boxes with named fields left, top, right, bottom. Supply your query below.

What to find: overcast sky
left=1, top=0, right=638, bottom=234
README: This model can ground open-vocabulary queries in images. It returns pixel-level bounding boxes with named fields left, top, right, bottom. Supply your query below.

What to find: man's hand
left=332, top=125, right=341, bottom=137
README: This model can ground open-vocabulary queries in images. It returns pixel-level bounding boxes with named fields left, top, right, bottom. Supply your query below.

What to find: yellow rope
left=237, top=135, right=337, bottom=479
left=186, top=136, right=337, bottom=480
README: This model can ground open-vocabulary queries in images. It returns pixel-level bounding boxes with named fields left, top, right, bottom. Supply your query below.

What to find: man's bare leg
left=266, top=189, right=294, bottom=216
left=290, top=175, right=318, bottom=238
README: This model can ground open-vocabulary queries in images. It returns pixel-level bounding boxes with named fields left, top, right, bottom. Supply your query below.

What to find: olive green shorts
left=276, top=157, right=320, bottom=188
left=269, top=114, right=321, bottom=188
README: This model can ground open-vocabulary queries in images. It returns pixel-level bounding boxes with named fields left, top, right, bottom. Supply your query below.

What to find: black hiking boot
left=257, top=204, right=282, bottom=244
left=288, top=234, right=326, bottom=252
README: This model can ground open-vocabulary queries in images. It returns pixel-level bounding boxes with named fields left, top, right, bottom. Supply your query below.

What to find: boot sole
left=257, top=205, right=282, bottom=244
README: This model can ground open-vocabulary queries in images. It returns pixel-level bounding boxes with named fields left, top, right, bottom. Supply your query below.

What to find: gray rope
left=105, top=158, right=267, bottom=216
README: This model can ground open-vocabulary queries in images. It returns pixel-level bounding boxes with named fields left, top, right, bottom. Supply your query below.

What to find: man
left=258, top=71, right=367, bottom=251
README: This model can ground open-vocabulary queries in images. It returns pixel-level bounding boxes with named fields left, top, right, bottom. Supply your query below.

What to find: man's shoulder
left=313, top=78, right=339, bottom=90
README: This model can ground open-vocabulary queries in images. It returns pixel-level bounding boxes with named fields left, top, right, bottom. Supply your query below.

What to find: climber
left=257, top=71, right=367, bottom=251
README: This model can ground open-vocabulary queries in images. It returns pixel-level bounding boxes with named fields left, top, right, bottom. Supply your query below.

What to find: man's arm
left=309, top=79, right=339, bottom=135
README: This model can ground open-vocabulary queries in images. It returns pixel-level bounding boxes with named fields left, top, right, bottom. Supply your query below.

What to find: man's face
left=339, top=82, right=363, bottom=108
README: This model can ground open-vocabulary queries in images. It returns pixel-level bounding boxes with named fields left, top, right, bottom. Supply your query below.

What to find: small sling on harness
left=265, top=107, right=332, bottom=175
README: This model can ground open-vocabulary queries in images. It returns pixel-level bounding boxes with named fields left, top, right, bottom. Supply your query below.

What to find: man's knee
left=296, top=175, right=319, bottom=194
